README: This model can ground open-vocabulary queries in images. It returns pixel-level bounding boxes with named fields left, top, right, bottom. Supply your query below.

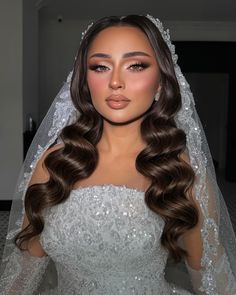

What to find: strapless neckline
left=71, top=184, right=146, bottom=194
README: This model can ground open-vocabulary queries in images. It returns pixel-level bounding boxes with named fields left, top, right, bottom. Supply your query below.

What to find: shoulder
left=28, top=142, right=64, bottom=187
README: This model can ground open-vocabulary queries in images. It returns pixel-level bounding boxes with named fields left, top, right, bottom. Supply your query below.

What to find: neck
left=97, top=119, right=146, bottom=157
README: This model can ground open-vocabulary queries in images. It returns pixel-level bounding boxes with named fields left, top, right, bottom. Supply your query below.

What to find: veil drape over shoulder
left=0, top=14, right=236, bottom=295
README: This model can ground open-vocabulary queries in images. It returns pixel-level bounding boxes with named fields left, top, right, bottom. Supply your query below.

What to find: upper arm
left=22, top=143, right=64, bottom=257
left=179, top=151, right=203, bottom=270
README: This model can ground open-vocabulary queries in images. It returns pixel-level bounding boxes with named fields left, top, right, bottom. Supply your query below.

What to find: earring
left=154, top=92, right=160, bottom=102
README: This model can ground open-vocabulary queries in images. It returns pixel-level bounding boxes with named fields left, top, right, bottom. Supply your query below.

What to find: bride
left=0, top=14, right=236, bottom=294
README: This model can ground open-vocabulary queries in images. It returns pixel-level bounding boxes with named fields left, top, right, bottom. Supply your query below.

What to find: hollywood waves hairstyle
left=15, top=15, right=198, bottom=262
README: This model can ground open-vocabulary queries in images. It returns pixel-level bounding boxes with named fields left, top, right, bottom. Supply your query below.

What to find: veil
left=0, top=14, right=236, bottom=295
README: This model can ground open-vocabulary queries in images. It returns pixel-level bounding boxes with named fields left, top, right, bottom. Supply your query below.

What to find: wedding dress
left=0, top=14, right=236, bottom=295
left=5, top=184, right=194, bottom=294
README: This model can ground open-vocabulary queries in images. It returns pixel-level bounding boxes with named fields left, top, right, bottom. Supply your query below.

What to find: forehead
left=88, top=26, right=155, bottom=55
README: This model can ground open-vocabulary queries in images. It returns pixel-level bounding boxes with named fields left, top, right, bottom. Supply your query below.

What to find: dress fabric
left=38, top=184, right=193, bottom=295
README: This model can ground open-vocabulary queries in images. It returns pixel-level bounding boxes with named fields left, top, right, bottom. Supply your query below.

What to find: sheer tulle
left=0, top=248, right=50, bottom=294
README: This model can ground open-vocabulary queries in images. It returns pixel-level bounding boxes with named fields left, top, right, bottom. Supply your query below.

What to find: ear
left=156, top=84, right=162, bottom=93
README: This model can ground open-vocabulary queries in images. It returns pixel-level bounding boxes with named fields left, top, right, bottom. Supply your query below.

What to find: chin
left=103, top=113, right=145, bottom=126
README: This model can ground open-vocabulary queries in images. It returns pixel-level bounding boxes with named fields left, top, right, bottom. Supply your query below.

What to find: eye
left=89, top=64, right=109, bottom=73
left=129, top=62, right=149, bottom=72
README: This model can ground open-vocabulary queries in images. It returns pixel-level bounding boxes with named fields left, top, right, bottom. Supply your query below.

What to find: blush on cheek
left=87, top=73, right=107, bottom=95
left=87, top=77, right=101, bottom=95
left=130, top=74, right=159, bottom=96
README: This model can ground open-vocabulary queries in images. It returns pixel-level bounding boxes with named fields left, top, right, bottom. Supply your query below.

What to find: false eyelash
left=129, top=62, right=149, bottom=71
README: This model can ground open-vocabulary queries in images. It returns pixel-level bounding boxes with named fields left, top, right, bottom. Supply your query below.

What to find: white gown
left=0, top=184, right=194, bottom=294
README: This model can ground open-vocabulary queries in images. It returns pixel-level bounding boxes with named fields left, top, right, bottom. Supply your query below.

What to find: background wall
left=0, top=1, right=23, bottom=200
left=23, top=0, right=39, bottom=131
left=185, top=73, right=229, bottom=170
left=39, top=18, right=88, bottom=122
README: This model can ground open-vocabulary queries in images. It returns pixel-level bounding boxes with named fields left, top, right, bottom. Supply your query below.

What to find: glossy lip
left=106, top=95, right=131, bottom=102
left=105, top=95, right=130, bottom=109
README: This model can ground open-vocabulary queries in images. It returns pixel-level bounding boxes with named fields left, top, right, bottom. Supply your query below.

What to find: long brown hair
left=15, top=15, right=198, bottom=262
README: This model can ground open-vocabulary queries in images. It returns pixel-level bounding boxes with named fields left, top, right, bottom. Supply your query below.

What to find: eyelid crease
left=88, top=51, right=151, bottom=59
left=88, top=55, right=151, bottom=64
left=88, top=61, right=149, bottom=68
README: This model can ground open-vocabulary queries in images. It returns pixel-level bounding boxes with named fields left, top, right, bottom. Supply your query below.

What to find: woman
left=0, top=14, right=236, bottom=294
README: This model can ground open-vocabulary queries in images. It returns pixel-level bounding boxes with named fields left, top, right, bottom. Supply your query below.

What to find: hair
left=15, top=15, right=198, bottom=262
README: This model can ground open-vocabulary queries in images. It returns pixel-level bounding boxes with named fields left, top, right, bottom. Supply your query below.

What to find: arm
left=180, top=153, right=236, bottom=295
left=183, top=211, right=236, bottom=295
left=0, top=143, right=64, bottom=294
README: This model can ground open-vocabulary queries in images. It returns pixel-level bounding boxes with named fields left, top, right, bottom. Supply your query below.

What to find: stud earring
left=154, top=92, right=160, bottom=102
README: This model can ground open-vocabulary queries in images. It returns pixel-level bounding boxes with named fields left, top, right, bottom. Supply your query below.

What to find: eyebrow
left=89, top=51, right=151, bottom=59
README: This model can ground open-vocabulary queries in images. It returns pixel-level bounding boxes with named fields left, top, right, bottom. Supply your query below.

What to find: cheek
left=87, top=74, right=107, bottom=96
left=128, top=71, right=159, bottom=95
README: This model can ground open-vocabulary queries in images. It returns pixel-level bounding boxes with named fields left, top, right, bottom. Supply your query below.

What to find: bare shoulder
left=28, top=142, right=64, bottom=187
left=22, top=142, right=64, bottom=257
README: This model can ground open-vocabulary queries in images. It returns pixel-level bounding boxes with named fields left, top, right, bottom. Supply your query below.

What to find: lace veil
left=0, top=14, right=236, bottom=294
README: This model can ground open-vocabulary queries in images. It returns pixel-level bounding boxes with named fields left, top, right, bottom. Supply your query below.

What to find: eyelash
left=89, top=62, right=149, bottom=73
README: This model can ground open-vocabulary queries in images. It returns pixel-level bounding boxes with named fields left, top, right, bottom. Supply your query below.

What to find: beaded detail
left=39, top=185, right=193, bottom=294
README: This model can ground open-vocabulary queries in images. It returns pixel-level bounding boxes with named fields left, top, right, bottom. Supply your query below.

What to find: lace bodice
left=38, top=184, right=192, bottom=294
left=2, top=184, right=236, bottom=294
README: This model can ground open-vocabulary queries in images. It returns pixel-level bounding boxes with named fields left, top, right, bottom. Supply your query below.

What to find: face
left=86, top=26, right=161, bottom=124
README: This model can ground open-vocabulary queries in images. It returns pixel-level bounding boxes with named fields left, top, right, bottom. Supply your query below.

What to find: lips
left=106, top=95, right=130, bottom=109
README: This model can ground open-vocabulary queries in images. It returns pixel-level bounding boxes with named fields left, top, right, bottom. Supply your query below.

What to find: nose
left=109, top=68, right=125, bottom=90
